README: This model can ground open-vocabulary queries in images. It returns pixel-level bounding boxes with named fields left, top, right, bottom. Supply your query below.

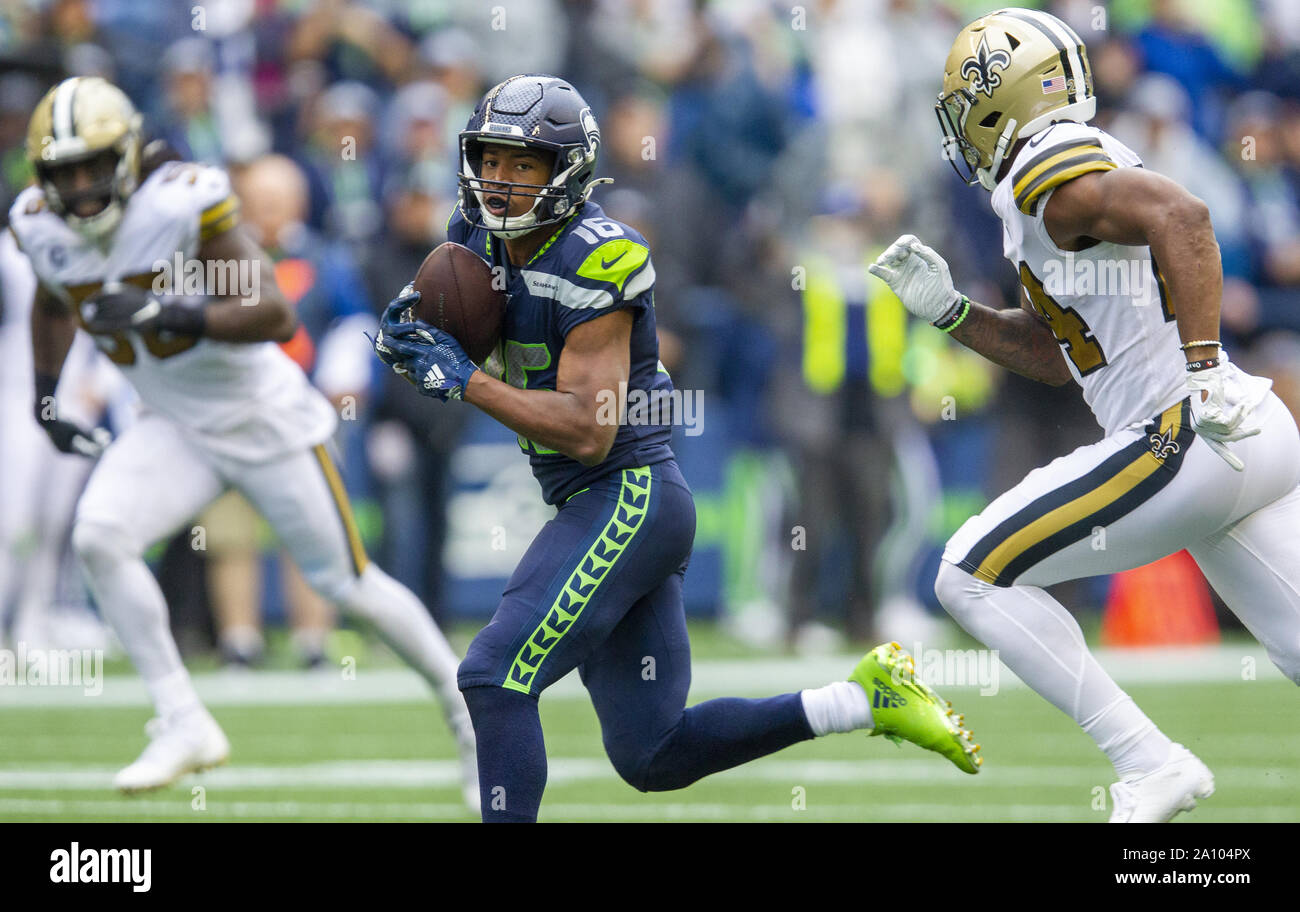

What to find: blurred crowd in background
left=2, top=0, right=1299, bottom=666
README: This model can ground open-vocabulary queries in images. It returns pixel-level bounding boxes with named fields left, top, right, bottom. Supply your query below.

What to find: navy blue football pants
left=458, top=459, right=813, bottom=821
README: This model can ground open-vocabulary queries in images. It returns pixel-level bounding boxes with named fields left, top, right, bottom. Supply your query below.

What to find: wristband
left=1179, top=340, right=1221, bottom=351
left=933, top=295, right=971, bottom=333
left=1186, top=357, right=1221, bottom=372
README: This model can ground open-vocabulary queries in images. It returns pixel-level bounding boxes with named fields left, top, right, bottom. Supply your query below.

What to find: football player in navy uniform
left=374, top=75, right=983, bottom=822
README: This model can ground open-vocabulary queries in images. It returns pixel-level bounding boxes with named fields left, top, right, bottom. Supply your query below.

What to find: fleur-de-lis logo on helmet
left=960, top=34, right=1011, bottom=99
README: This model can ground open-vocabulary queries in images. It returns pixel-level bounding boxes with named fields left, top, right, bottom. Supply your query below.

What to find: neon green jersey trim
left=575, top=239, right=649, bottom=292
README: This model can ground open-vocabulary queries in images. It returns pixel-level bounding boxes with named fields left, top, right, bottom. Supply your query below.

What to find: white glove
left=868, top=234, right=964, bottom=324
left=1186, top=351, right=1273, bottom=472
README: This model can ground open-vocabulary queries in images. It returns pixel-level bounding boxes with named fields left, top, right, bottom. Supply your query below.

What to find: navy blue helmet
left=457, top=75, right=607, bottom=238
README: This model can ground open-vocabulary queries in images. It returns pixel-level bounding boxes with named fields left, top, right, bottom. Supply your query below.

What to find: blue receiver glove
left=372, top=286, right=479, bottom=401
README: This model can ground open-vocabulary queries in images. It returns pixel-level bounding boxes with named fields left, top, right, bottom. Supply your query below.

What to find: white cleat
left=114, top=708, right=230, bottom=794
left=1108, top=743, right=1215, bottom=823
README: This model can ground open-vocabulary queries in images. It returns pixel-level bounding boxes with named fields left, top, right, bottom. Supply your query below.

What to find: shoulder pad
left=572, top=237, right=653, bottom=300
left=8, top=186, right=77, bottom=261
left=9, top=186, right=48, bottom=252
left=136, top=162, right=240, bottom=243
left=1008, top=122, right=1117, bottom=216
left=558, top=212, right=653, bottom=298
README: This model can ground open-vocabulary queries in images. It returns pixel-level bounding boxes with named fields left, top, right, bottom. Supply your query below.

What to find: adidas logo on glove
left=423, top=364, right=447, bottom=390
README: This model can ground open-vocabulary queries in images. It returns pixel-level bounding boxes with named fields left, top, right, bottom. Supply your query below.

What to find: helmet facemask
left=26, top=77, right=144, bottom=243
left=37, top=145, right=136, bottom=241
left=936, top=88, right=983, bottom=185
left=458, top=134, right=599, bottom=240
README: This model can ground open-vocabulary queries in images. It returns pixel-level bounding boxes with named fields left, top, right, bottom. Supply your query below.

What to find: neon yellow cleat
left=849, top=641, right=982, bottom=774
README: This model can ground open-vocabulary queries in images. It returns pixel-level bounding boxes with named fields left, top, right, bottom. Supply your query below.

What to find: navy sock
left=640, top=692, right=814, bottom=791
left=462, top=685, right=547, bottom=822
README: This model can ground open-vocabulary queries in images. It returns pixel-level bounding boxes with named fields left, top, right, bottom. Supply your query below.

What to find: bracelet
left=933, top=296, right=971, bottom=333
left=1186, top=357, right=1221, bottom=372
left=1179, top=340, right=1220, bottom=351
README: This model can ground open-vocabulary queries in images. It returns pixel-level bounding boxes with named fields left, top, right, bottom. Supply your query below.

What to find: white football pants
left=935, top=393, right=1300, bottom=777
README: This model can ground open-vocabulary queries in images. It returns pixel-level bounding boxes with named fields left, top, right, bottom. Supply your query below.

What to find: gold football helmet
left=25, top=76, right=143, bottom=240
left=936, top=8, right=1096, bottom=190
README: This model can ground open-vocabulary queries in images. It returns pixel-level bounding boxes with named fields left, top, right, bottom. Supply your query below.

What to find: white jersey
left=991, top=122, right=1187, bottom=436
left=9, top=161, right=335, bottom=461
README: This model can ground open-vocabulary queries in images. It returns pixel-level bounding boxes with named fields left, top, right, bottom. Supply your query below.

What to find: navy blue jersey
left=448, top=201, right=676, bottom=504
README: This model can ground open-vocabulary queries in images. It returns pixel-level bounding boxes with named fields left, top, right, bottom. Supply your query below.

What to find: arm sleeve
left=555, top=238, right=655, bottom=338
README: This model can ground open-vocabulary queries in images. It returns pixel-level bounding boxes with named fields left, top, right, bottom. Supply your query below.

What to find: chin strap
left=979, top=117, right=1018, bottom=190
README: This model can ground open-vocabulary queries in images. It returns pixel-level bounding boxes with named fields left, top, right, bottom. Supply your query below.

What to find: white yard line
left=0, top=796, right=1293, bottom=822
left=0, top=645, right=1283, bottom=709
left=0, top=757, right=1293, bottom=790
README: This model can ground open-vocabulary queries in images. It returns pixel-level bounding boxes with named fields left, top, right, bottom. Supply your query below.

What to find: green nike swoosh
left=601, top=251, right=626, bottom=270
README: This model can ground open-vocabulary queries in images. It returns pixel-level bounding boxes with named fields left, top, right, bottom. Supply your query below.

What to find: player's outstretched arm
left=30, top=284, right=111, bottom=457
left=193, top=224, right=297, bottom=343
left=31, top=283, right=76, bottom=379
left=947, top=297, right=1073, bottom=386
left=869, top=235, right=1071, bottom=386
left=1047, top=167, right=1272, bottom=471
left=465, top=309, right=632, bottom=466
left=1044, top=167, right=1221, bottom=363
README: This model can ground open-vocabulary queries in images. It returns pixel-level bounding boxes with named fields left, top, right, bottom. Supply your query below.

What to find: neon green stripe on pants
left=503, top=466, right=653, bottom=694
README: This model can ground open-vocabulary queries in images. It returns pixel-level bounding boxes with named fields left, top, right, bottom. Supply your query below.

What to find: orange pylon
left=1101, top=550, right=1220, bottom=646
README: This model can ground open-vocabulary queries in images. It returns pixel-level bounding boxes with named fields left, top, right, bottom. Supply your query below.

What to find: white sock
left=801, top=680, right=873, bottom=736
left=1082, top=695, right=1173, bottom=780
left=74, top=522, right=201, bottom=720
left=936, top=561, right=1172, bottom=779
left=149, top=669, right=205, bottom=721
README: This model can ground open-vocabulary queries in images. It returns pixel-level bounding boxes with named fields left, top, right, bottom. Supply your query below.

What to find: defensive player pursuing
left=14, top=76, right=478, bottom=807
left=869, top=8, right=1300, bottom=822
left=373, top=74, right=981, bottom=823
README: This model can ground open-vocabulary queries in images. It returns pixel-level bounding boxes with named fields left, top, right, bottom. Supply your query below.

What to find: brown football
left=409, top=242, right=505, bottom=364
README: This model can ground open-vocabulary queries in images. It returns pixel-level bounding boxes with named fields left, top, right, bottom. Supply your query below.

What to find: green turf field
left=1, top=630, right=1296, bottom=822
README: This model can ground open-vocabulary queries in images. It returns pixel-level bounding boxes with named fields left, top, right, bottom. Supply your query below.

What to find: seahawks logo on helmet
left=580, top=107, right=600, bottom=149
left=959, top=35, right=1011, bottom=99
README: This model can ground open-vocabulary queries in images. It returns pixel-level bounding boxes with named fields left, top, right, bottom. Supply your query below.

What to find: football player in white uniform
left=13, top=76, right=478, bottom=808
left=869, top=9, right=1300, bottom=822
